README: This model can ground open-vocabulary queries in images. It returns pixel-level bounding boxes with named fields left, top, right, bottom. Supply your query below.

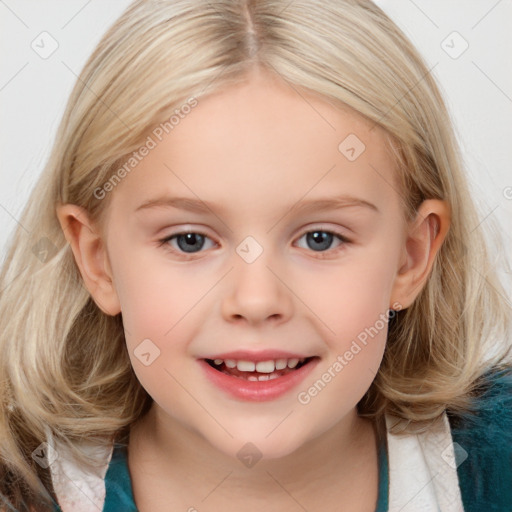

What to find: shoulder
left=448, top=365, right=512, bottom=439
left=447, top=365, right=512, bottom=512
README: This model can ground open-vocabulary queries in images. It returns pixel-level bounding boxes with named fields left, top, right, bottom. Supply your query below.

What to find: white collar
left=46, top=427, right=111, bottom=512
left=386, top=412, right=464, bottom=511
left=48, top=411, right=465, bottom=511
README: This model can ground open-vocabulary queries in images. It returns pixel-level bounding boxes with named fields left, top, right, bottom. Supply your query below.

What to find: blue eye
left=296, top=230, right=349, bottom=253
left=159, top=232, right=215, bottom=254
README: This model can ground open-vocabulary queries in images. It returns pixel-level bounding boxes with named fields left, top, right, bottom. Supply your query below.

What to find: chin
left=210, top=430, right=306, bottom=464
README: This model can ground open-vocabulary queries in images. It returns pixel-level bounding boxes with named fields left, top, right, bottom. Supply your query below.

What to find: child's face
left=101, top=70, right=408, bottom=458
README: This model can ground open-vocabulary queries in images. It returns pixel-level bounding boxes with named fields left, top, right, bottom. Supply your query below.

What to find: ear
left=56, top=203, right=121, bottom=316
left=390, top=199, right=451, bottom=310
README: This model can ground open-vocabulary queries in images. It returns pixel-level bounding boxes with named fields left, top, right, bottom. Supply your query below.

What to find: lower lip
left=198, top=358, right=319, bottom=402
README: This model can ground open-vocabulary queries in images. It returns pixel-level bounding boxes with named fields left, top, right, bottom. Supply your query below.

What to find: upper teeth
left=212, top=358, right=305, bottom=373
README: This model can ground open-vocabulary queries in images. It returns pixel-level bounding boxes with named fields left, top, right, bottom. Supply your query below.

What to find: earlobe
left=390, top=199, right=451, bottom=309
left=56, top=203, right=121, bottom=316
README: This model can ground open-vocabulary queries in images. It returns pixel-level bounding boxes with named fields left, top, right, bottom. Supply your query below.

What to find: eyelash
left=157, top=228, right=351, bottom=259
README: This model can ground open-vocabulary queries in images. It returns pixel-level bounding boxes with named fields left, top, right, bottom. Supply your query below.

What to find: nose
left=221, top=253, right=294, bottom=326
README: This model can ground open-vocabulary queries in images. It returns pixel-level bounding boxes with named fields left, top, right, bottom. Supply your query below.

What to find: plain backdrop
left=1, top=0, right=511, bottom=299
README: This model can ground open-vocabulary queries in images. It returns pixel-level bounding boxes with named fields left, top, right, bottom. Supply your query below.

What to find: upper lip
left=201, top=350, right=316, bottom=362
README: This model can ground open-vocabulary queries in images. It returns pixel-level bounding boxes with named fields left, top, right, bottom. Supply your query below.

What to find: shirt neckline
left=103, top=435, right=389, bottom=512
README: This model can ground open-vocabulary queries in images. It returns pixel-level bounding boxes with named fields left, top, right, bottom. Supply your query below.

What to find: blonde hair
left=1, top=0, right=511, bottom=508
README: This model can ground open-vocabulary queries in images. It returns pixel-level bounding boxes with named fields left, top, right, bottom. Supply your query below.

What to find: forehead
left=107, top=71, right=401, bottom=219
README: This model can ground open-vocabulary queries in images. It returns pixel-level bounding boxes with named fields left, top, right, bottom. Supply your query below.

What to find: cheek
left=110, top=242, right=219, bottom=397
left=295, top=256, right=393, bottom=419
left=112, top=249, right=205, bottom=411
left=305, top=249, right=397, bottom=341
left=111, top=240, right=203, bottom=336
left=293, top=247, right=397, bottom=410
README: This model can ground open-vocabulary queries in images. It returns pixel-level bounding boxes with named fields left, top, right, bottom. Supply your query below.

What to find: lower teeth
left=221, top=370, right=283, bottom=381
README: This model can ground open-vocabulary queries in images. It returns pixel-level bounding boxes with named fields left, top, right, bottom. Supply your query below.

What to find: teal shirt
left=102, top=442, right=138, bottom=512
left=447, top=366, right=512, bottom=511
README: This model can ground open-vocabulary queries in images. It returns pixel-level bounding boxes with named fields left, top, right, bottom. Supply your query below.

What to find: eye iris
left=177, top=233, right=205, bottom=253
left=307, top=231, right=333, bottom=251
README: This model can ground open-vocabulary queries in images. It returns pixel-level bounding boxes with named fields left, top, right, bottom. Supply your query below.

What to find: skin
left=57, top=67, right=450, bottom=511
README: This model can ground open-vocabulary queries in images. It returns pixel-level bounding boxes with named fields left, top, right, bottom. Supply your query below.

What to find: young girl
left=1, top=1, right=511, bottom=511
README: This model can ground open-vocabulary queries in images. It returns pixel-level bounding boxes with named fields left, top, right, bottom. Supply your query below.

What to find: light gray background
left=1, top=1, right=511, bottom=299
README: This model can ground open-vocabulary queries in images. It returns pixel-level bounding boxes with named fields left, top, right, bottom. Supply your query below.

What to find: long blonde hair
left=1, top=0, right=511, bottom=508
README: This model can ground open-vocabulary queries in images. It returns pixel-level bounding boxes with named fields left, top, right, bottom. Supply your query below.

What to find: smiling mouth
left=204, top=357, right=317, bottom=381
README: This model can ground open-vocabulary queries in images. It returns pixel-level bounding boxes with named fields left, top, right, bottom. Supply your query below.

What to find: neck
left=128, top=404, right=380, bottom=510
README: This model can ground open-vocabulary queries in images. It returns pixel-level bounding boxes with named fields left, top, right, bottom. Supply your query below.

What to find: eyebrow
left=134, top=195, right=379, bottom=215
